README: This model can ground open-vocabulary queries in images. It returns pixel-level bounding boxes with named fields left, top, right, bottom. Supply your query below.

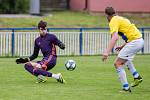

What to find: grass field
left=0, top=55, right=150, bottom=100
left=0, top=11, right=150, bottom=28
left=0, top=11, right=103, bottom=28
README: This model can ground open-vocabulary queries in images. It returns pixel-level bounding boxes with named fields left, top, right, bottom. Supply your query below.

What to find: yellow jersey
left=109, top=16, right=142, bottom=42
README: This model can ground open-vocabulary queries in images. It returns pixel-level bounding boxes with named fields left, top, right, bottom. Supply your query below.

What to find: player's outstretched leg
left=24, top=63, right=35, bottom=75
left=24, top=64, right=65, bottom=83
left=33, top=69, right=66, bottom=83
left=24, top=64, right=51, bottom=83
left=131, top=76, right=143, bottom=87
left=125, top=61, right=143, bottom=87
left=56, top=73, right=66, bottom=83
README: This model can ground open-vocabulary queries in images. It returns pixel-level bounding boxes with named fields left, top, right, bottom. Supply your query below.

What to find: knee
left=24, top=64, right=28, bottom=69
left=24, top=63, right=31, bottom=69
left=114, top=62, right=117, bottom=68
left=114, top=62, right=123, bottom=68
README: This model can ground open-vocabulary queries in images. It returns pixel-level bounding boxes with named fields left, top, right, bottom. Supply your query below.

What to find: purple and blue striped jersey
left=29, top=33, right=62, bottom=61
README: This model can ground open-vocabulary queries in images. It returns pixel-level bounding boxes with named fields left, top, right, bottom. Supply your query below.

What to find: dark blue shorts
left=37, top=56, right=57, bottom=71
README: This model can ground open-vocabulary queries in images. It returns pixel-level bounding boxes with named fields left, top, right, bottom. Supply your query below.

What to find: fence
left=0, top=28, right=150, bottom=57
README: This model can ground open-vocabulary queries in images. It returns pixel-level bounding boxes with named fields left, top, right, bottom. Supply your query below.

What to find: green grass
left=0, top=11, right=150, bottom=28
left=0, top=11, right=104, bottom=28
left=0, top=55, right=150, bottom=100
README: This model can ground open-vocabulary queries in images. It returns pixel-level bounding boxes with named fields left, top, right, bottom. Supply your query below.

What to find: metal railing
left=0, top=27, right=150, bottom=57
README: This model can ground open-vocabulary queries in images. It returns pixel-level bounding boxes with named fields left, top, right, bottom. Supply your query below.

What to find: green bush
left=0, top=0, right=29, bottom=14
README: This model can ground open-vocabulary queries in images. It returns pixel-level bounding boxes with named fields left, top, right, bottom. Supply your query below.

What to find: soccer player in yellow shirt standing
left=102, top=7, right=144, bottom=92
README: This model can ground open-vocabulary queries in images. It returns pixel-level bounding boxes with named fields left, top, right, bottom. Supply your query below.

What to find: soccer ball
left=65, top=60, right=76, bottom=71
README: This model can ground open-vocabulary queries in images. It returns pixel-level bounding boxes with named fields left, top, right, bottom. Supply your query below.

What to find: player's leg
left=125, top=60, right=142, bottom=87
left=33, top=57, right=65, bottom=83
left=46, top=58, right=66, bottom=83
left=24, top=62, right=52, bottom=77
left=24, top=63, right=36, bottom=75
left=117, top=38, right=144, bottom=88
left=24, top=57, right=65, bottom=83
left=124, top=38, right=144, bottom=87
left=125, top=60, right=140, bottom=78
left=24, top=62, right=52, bottom=83
left=114, top=58, right=131, bottom=92
left=30, top=61, right=53, bottom=83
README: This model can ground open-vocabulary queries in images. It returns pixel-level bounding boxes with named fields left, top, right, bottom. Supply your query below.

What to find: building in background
left=30, top=0, right=40, bottom=15
left=70, top=0, right=150, bottom=13
left=30, top=0, right=69, bottom=15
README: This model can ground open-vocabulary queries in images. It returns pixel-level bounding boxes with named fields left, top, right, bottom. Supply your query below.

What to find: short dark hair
left=105, top=7, right=116, bottom=16
left=38, top=20, right=47, bottom=29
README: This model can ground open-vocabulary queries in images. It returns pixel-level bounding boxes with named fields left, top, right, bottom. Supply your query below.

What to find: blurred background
left=0, top=0, right=150, bottom=57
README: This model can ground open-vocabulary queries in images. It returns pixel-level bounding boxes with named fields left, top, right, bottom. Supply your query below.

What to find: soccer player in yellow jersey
left=102, top=7, right=144, bottom=92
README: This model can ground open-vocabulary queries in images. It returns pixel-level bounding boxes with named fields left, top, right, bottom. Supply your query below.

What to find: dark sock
left=33, top=69, right=52, bottom=77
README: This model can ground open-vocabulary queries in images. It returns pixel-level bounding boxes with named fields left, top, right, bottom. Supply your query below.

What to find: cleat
left=36, top=75, right=47, bottom=83
left=119, top=88, right=132, bottom=93
left=57, top=73, right=66, bottom=83
left=131, top=76, right=143, bottom=87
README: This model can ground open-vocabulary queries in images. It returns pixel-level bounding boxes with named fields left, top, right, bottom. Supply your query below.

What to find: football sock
left=52, top=74, right=60, bottom=79
left=33, top=69, right=52, bottom=77
left=125, top=60, right=140, bottom=78
left=116, top=67, right=129, bottom=90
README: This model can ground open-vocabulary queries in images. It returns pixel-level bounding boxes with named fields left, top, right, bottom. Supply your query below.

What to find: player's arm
left=16, top=41, right=40, bottom=64
left=51, top=34, right=65, bottom=50
left=58, top=42, right=65, bottom=50
left=28, top=41, right=40, bottom=61
left=104, top=32, right=119, bottom=54
left=102, top=17, right=119, bottom=61
left=102, top=32, right=119, bottom=61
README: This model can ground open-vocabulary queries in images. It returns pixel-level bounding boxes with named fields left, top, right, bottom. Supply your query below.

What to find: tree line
left=0, top=0, right=29, bottom=14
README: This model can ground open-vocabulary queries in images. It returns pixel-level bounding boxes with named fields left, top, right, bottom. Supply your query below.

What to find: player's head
left=38, top=20, right=47, bottom=36
left=105, top=7, right=116, bottom=22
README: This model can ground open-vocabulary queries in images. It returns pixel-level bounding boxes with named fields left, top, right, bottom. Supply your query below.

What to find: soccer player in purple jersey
left=16, top=20, right=65, bottom=83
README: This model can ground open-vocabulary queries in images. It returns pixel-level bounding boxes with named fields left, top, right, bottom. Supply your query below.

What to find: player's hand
left=16, top=58, right=29, bottom=64
left=102, top=52, right=109, bottom=62
left=115, top=46, right=123, bottom=51
left=58, top=43, right=65, bottom=50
